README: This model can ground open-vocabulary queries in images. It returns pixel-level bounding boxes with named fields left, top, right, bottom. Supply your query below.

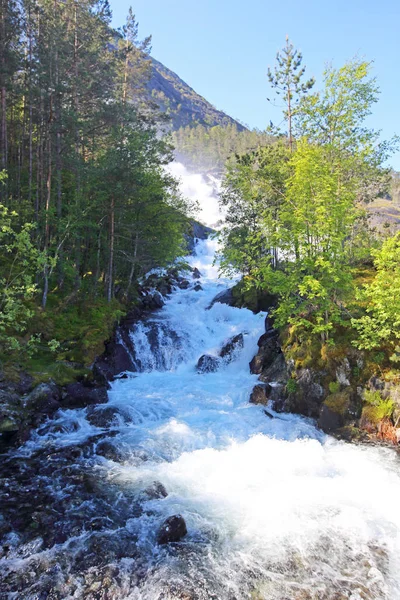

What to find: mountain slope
left=148, top=58, right=246, bottom=131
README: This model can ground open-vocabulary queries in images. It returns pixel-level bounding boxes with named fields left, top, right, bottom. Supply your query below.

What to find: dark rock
left=193, top=284, right=203, bottom=292
left=93, top=340, right=135, bottom=383
left=265, top=315, right=275, bottom=332
left=86, top=405, right=124, bottom=428
left=157, top=514, right=187, bottom=545
left=264, top=409, right=274, bottom=419
left=250, top=335, right=280, bottom=375
left=95, top=439, right=125, bottom=462
left=249, top=384, right=272, bottom=406
left=177, top=278, right=190, bottom=290
left=284, top=368, right=324, bottom=417
left=142, top=291, right=165, bottom=310
left=24, top=382, right=61, bottom=414
left=208, top=288, right=235, bottom=309
left=319, top=405, right=345, bottom=432
left=192, top=268, right=202, bottom=279
left=144, top=481, right=168, bottom=499
left=196, top=354, right=221, bottom=374
left=220, top=333, right=244, bottom=362
left=258, top=354, right=288, bottom=385
left=63, top=382, right=108, bottom=409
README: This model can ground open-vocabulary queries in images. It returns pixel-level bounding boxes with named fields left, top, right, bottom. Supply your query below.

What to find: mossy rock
left=318, top=388, right=353, bottom=432
left=324, top=389, right=352, bottom=415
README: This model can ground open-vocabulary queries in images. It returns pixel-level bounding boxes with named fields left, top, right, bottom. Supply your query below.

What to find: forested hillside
left=0, top=1, right=194, bottom=375
left=148, top=58, right=246, bottom=131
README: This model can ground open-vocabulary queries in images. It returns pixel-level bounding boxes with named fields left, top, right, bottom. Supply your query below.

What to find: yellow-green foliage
left=362, top=389, right=395, bottom=423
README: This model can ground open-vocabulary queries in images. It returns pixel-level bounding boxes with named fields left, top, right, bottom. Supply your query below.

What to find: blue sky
left=110, top=0, right=400, bottom=168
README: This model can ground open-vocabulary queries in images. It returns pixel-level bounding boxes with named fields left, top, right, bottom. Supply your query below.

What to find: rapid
left=1, top=169, right=400, bottom=600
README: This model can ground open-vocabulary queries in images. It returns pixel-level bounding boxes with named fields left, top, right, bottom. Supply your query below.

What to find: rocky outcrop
left=220, top=333, right=244, bottom=362
left=197, top=354, right=221, bottom=374
left=249, top=384, right=272, bottom=406
left=156, top=514, right=187, bottom=545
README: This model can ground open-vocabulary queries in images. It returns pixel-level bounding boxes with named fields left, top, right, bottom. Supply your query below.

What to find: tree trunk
left=107, top=196, right=115, bottom=302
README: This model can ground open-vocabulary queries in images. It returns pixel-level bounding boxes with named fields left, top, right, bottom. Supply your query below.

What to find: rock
left=156, top=515, right=187, bottom=545
left=63, top=382, right=108, bottom=409
left=177, top=278, right=190, bottom=290
left=219, top=333, right=244, bottom=362
left=250, top=335, right=281, bottom=375
left=249, top=384, right=272, bottom=406
left=24, top=382, right=61, bottom=414
left=93, top=340, right=135, bottom=383
left=336, top=358, right=351, bottom=387
left=0, top=413, right=20, bottom=434
left=258, top=354, right=288, bottom=384
left=95, top=439, right=125, bottom=462
left=318, top=389, right=352, bottom=432
left=86, top=405, right=125, bottom=428
left=192, top=268, right=202, bottom=279
left=193, top=284, right=203, bottom=292
left=142, top=291, right=165, bottom=310
left=196, top=354, right=221, bottom=374
left=208, top=288, right=235, bottom=309
left=144, top=481, right=168, bottom=499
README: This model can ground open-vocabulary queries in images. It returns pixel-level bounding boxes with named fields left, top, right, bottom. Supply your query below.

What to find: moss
left=328, top=381, right=340, bottom=394
left=324, top=390, right=351, bottom=415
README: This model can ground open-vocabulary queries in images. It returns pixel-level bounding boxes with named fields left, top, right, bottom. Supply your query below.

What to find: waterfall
left=1, top=238, right=400, bottom=599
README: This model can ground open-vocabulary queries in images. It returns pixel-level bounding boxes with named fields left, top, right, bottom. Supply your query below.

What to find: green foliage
left=362, top=389, right=394, bottom=423
left=329, top=381, right=341, bottom=394
left=352, top=233, right=400, bottom=350
left=286, top=378, right=298, bottom=394
left=219, top=55, right=392, bottom=347
left=0, top=193, right=43, bottom=353
left=172, top=124, right=272, bottom=174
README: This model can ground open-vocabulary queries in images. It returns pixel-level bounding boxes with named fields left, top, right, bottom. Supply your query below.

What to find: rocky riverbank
left=0, top=227, right=213, bottom=452
left=246, top=307, right=400, bottom=447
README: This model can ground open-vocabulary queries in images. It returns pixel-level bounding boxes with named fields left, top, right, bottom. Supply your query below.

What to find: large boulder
left=192, top=268, right=202, bottom=279
left=318, top=388, right=353, bottom=432
left=156, top=515, right=187, bottom=545
left=250, top=335, right=281, bottom=375
left=63, top=382, right=108, bottom=409
left=208, top=288, right=235, bottom=309
left=196, top=354, right=221, bottom=374
left=143, top=481, right=168, bottom=500
left=249, top=384, right=272, bottom=406
left=220, top=333, right=244, bottom=362
left=86, top=405, right=126, bottom=428
left=24, top=382, right=61, bottom=414
left=93, top=340, right=135, bottom=383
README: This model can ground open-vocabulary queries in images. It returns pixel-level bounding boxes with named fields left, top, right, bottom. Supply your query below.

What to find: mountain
left=148, top=58, right=246, bottom=131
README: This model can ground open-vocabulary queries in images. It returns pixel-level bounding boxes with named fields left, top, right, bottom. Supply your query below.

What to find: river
left=1, top=237, right=400, bottom=599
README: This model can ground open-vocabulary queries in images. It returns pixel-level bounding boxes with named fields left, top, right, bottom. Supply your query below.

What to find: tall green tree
left=267, top=36, right=315, bottom=151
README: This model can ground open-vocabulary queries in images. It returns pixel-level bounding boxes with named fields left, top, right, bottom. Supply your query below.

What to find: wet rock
left=192, top=268, right=202, bottom=279
left=177, top=278, right=190, bottom=290
left=193, top=283, right=203, bottom=292
left=63, top=382, right=108, bottom=409
left=250, top=335, right=281, bottom=375
left=249, top=384, right=272, bottom=406
left=208, top=287, right=235, bottom=309
left=86, top=405, right=124, bottom=428
left=144, top=481, right=168, bottom=499
left=156, top=514, right=187, bottom=545
left=93, top=339, right=135, bottom=384
left=220, top=333, right=244, bottom=362
left=0, top=391, right=22, bottom=435
left=95, top=439, right=125, bottom=462
left=142, top=291, right=165, bottom=310
left=258, top=353, right=288, bottom=385
left=196, top=354, right=221, bottom=374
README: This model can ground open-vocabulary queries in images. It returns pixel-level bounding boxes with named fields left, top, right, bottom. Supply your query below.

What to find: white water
left=19, top=237, right=400, bottom=599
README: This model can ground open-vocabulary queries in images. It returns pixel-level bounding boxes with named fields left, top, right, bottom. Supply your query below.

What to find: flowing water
left=1, top=238, right=400, bottom=600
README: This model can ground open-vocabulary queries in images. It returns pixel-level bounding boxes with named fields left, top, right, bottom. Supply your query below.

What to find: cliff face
left=148, top=58, right=246, bottom=131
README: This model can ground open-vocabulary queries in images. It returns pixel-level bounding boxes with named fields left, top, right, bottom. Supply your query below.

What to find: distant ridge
left=148, top=57, right=246, bottom=131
